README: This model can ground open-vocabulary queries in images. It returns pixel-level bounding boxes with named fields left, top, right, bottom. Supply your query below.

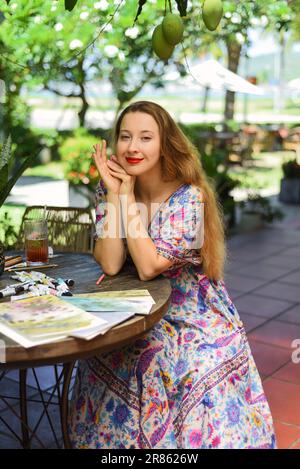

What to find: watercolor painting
left=75, top=289, right=155, bottom=302
left=63, top=296, right=154, bottom=315
left=0, top=295, right=108, bottom=347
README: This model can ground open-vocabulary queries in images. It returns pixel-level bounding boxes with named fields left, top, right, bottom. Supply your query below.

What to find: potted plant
left=0, top=136, right=37, bottom=277
left=239, top=192, right=284, bottom=232
left=201, top=148, right=240, bottom=230
left=279, top=158, right=300, bottom=204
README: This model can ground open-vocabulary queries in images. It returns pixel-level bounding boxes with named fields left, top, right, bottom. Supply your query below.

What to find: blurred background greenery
left=1, top=0, right=300, bottom=246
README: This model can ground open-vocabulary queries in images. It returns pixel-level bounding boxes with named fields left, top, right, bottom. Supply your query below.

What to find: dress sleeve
left=152, top=186, right=204, bottom=267
left=94, top=179, right=108, bottom=240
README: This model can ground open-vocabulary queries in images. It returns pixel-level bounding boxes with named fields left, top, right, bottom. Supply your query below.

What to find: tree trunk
left=201, top=86, right=210, bottom=113
left=114, top=100, right=123, bottom=124
left=277, top=29, right=286, bottom=112
left=78, top=82, right=88, bottom=127
left=77, top=56, right=88, bottom=127
left=110, top=100, right=125, bottom=142
left=224, top=39, right=242, bottom=126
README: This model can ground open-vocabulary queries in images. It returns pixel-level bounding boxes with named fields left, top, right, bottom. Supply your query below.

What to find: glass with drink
left=24, top=219, right=49, bottom=265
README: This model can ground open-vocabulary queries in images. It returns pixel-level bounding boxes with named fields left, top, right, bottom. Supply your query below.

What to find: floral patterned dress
left=68, top=181, right=276, bottom=449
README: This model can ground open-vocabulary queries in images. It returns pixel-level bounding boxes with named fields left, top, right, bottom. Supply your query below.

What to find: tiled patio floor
left=225, top=211, right=300, bottom=449
left=0, top=206, right=300, bottom=449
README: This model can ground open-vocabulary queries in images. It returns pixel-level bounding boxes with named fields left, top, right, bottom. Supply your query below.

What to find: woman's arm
left=92, top=140, right=126, bottom=276
left=120, top=193, right=173, bottom=281
left=104, top=158, right=174, bottom=281
left=94, top=191, right=126, bottom=276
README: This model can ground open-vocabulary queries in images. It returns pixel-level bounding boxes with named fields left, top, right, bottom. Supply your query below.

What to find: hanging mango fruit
left=151, top=1, right=224, bottom=61
left=152, top=13, right=184, bottom=61
left=202, top=0, right=224, bottom=31
left=162, top=12, right=184, bottom=46
left=152, top=24, right=175, bottom=60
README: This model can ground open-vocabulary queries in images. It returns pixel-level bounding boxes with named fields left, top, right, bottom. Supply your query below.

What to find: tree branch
left=43, top=83, right=79, bottom=98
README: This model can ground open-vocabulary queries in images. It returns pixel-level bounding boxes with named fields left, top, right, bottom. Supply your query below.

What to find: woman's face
left=116, top=112, right=161, bottom=174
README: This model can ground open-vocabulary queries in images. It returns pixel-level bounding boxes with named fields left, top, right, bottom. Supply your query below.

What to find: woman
left=68, top=101, right=276, bottom=449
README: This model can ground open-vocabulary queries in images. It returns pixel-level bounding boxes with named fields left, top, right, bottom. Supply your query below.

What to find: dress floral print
left=68, top=181, right=277, bottom=449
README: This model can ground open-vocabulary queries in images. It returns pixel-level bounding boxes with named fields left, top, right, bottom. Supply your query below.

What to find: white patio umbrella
left=284, top=78, right=300, bottom=103
left=186, top=60, right=264, bottom=95
left=166, top=60, right=264, bottom=95
left=287, top=78, right=300, bottom=90
left=165, top=59, right=264, bottom=120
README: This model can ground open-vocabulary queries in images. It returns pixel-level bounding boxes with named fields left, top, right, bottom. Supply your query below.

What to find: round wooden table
left=0, top=253, right=171, bottom=449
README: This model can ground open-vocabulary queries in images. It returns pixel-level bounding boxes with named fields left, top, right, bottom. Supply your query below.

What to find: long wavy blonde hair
left=113, top=100, right=226, bottom=280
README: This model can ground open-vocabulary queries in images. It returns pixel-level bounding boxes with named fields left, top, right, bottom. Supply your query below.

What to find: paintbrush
left=7, top=263, right=59, bottom=272
left=4, top=256, right=23, bottom=269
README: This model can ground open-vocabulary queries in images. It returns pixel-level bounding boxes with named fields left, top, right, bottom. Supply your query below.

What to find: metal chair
left=16, top=206, right=95, bottom=253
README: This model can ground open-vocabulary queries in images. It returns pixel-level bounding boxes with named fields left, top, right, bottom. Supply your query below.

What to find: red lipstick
left=126, top=158, right=144, bottom=165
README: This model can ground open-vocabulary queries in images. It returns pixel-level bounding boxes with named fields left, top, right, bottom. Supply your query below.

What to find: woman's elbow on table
left=137, top=255, right=174, bottom=281
left=95, top=261, right=124, bottom=277
left=93, top=250, right=126, bottom=277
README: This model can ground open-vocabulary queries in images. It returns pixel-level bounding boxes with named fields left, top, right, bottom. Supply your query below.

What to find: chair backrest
left=17, top=206, right=95, bottom=253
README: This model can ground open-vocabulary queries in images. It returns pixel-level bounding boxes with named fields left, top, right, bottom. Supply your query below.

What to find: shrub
left=59, top=128, right=100, bottom=194
left=0, top=210, right=18, bottom=248
left=240, top=193, right=284, bottom=223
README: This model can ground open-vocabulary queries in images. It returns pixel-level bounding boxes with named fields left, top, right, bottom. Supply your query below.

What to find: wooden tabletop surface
left=0, top=253, right=171, bottom=369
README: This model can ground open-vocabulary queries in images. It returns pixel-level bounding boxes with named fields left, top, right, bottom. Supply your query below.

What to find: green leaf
left=0, top=145, right=41, bottom=208
left=0, top=135, right=12, bottom=171
left=134, top=0, right=147, bottom=23
left=175, top=0, right=188, bottom=17
left=5, top=0, right=11, bottom=4
left=64, top=0, right=78, bottom=12
left=0, top=165, right=8, bottom=190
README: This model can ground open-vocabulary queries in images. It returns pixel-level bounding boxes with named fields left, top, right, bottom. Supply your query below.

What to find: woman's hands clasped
left=92, top=140, right=136, bottom=196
